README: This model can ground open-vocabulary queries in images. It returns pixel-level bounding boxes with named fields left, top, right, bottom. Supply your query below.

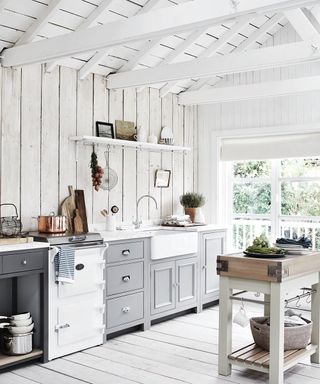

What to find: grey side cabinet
left=200, top=230, right=226, bottom=307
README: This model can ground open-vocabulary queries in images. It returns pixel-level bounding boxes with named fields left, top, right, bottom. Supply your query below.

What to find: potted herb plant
left=180, top=192, right=206, bottom=223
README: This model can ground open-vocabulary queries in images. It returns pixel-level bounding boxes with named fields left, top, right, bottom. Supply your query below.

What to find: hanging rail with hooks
left=69, top=135, right=191, bottom=154
left=230, top=287, right=316, bottom=310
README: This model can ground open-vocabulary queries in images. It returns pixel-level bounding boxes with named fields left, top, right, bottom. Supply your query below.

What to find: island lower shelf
left=228, top=343, right=317, bottom=373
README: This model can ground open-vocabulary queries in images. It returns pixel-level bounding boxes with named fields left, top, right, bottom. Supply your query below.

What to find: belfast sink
left=148, top=230, right=198, bottom=260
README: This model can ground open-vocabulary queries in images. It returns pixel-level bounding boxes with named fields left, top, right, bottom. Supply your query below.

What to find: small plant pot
left=184, top=208, right=197, bottom=223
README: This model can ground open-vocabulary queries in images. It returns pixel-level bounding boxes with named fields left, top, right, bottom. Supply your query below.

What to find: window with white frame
left=232, top=158, right=320, bottom=251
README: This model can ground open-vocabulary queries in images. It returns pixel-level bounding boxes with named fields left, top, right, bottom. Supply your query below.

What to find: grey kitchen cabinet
left=105, top=238, right=149, bottom=338
left=200, top=230, right=226, bottom=307
left=150, top=261, right=175, bottom=315
left=150, top=256, right=198, bottom=319
left=0, top=247, right=49, bottom=369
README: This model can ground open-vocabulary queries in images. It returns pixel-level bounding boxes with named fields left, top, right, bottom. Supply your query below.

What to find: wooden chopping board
left=74, top=209, right=84, bottom=234
left=60, top=186, right=76, bottom=232
left=0, top=237, right=33, bottom=245
left=74, top=190, right=88, bottom=233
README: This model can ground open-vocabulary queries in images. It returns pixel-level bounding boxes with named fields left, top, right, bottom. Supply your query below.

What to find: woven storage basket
left=250, top=316, right=312, bottom=351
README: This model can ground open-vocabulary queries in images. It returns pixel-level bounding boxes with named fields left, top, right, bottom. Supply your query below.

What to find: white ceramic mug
left=134, top=126, right=147, bottom=142
left=148, top=135, right=158, bottom=144
left=105, top=215, right=116, bottom=231
left=233, top=307, right=249, bottom=327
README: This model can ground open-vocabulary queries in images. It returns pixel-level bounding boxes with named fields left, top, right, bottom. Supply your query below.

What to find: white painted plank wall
left=198, top=23, right=320, bottom=224
left=0, top=65, right=197, bottom=231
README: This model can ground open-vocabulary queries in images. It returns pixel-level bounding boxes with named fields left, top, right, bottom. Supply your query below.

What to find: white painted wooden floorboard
left=12, top=364, right=84, bottom=384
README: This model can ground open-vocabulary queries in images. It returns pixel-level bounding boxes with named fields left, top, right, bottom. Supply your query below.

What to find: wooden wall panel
left=41, top=67, right=59, bottom=215
left=76, top=74, right=94, bottom=223
left=1, top=67, right=21, bottom=226
left=0, top=65, right=197, bottom=231
left=21, top=65, right=41, bottom=230
left=108, top=89, right=124, bottom=226
left=92, top=74, right=109, bottom=223
left=149, top=88, right=162, bottom=222
left=59, top=67, right=77, bottom=206
left=136, top=88, right=150, bottom=223
left=123, top=88, right=137, bottom=223
left=161, top=93, right=173, bottom=218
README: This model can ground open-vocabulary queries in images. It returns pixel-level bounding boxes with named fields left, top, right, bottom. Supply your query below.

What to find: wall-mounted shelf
left=69, top=135, right=191, bottom=153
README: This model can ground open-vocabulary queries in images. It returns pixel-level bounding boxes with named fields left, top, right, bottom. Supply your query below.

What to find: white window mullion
left=271, top=159, right=281, bottom=243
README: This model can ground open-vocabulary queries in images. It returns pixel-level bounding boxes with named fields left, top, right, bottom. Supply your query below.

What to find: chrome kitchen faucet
left=133, top=195, right=158, bottom=229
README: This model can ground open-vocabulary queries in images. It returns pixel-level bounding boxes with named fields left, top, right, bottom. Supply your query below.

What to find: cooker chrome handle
left=55, top=323, right=70, bottom=332
left=122, top=306, right=131, bottom=313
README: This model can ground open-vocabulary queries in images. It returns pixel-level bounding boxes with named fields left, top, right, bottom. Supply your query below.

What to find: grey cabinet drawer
left=107, top=241, right=143, bottom=264
left=106, top=262, right=143, bottom=296
left=0, top=256, right=2, bottom=274
left=3, top=251, right=44, bottom=274
left=106, top=292, right=144, bottom=329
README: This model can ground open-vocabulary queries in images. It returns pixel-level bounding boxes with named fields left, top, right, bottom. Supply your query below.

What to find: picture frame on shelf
left=115, top=120, right=136, bottom=141
left=96, top=121, right=115, bottom=138
left=154, top=169, right=171, bottom=188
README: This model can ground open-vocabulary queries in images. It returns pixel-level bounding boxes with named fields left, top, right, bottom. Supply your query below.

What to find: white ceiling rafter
left=106, top=40, right=320, bottom=88
left=178, top=75, right=320, bottom=104
left=187, top=13, right=285, bottom=92
left=78, top=0, right=163, bottom=80
left=284, top=8, right=320, bottom=41
left=46, top=0, right=114, bottom=73
left=159, top=13, right=255, bottom=97
left=2, top=0, right=318, bottom=68
left=136, top=27, right=208, bottom=93
left=0, top=0, right=9, bottom=14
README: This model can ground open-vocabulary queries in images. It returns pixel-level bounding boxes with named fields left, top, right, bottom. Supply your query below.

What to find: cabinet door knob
left=202, top=265, right=207, bottom=270
left=122, top=275, right=131, bottom=282
left=122, top=306, right=131, bottom=313
left=122, top=249, right=130, bottom=256
left=21, top=260, right=27, bottom=265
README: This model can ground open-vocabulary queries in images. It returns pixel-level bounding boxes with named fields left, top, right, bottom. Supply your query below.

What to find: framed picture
left=96, top=121, right=115, bottom=138
left=115, top=120, right=136, bottom=141
left=155, top=169, right=171, bottom=188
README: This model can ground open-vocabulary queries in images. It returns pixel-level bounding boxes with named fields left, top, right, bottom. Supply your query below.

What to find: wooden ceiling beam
left=178, top=75, right=320, bottom=104
left=284, top=8, right=320, bottom=41
left=106, top=40, right=320, bottom=88
left=16, top=0, right=63, bottom=45
left=188, top=13, right=285, bottom=92
left=2, top=0, right=317, bottom=67
left=46, top=0, right=114, bottom=73
left=78, top=0, right=163, bottom=80
left=159, top=14, right=255, bottom=97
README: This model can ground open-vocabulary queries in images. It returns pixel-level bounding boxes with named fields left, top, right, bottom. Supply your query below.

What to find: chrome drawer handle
left=21, top=260, right=27, bottom=265
left=55, top=323, right=70, bottom=332
left=122, top=306, right=130, bottom=313
left=122, top=249, right=130, bottom=256
left=122, top=275, right=131, bottom=282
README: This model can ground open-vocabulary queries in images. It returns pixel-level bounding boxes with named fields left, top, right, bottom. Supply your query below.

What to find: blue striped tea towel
left=54, top=247, right=75, bottom=284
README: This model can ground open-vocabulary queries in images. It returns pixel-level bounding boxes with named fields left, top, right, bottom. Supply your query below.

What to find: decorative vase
left=184, top=207, right=197, bottom=223
left=194, top=208, right=205, bottom=224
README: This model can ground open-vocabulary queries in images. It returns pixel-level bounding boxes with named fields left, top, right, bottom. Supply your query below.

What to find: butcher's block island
left=217, top=252, right=320, bottom=384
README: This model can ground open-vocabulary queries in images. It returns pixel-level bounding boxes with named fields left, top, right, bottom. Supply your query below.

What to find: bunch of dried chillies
left=90, top=150, right=104, bottom=191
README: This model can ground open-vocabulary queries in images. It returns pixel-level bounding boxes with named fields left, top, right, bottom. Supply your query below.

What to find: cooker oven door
left=48, top=243, right=106, bottom=360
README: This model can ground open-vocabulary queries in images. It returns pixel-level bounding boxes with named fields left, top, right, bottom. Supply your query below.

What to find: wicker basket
left=250, top=316, right=312, bottom=351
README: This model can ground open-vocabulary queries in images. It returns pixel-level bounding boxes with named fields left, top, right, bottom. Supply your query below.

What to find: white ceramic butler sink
left=150, top=230, right=198, bottom=260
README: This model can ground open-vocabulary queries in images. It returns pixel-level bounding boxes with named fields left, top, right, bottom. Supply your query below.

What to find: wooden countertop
left=217, top=251, right=320, bottom=282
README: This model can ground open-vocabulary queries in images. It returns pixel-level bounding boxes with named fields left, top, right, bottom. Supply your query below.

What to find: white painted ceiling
left=0, top=0, right=317, bottom=94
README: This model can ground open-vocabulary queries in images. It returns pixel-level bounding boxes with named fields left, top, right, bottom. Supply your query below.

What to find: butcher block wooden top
left=217, top=252, right=320, bottom=282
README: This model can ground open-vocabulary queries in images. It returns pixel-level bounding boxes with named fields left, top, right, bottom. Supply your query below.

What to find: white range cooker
left=31, top=232, right=106, bottom=360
